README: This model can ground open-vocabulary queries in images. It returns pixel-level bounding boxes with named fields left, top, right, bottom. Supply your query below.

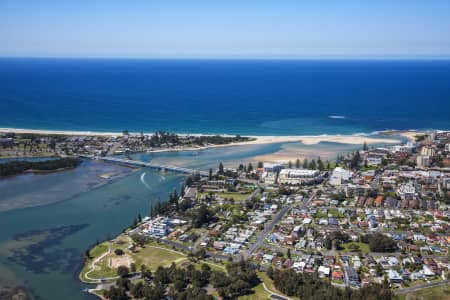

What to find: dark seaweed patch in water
left=103, top=194, right=132, bottom=207
left=8, top=224, right=89, bottom=274
left=0, top=285, right=34, bottom=300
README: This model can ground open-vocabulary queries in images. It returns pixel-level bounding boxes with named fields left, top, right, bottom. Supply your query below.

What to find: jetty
left=80, top=155, right=209, bottom=177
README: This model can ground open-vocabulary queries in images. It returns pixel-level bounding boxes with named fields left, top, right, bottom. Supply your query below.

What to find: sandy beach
left=245, top=134, right=402, bottom=146
left=386, top=130, right=425, bottom=141
left=0, top=127, right=408, bottom=147
left=0, top=128, right=122, bottom=137
left=250, top=134, right=402, bottom=163
left=253, top=147, right=345, bottom=164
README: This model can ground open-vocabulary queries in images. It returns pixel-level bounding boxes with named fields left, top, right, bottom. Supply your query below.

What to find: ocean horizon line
left=2, top=56, right=450, bottom=61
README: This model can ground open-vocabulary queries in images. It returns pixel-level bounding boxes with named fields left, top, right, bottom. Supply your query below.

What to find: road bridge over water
left=80, top=155, right=209, bottom=177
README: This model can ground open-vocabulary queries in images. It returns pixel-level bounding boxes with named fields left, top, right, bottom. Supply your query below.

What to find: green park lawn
left=238, top=282, right=271, bottom=300
left=79, top=243, right=109, bottom=281
left=238, top=271, right=297, bottom=300
left=340, top=242, right=370, bottom=254
left=88, top=256, right=118, bottom=279
left=198, top=192, right=250, bottom=202
left=90, top=243, right=109, bottom=257
left=398, top=284, right=450, bottom=300
left=131, top=243, right=187, bottom=270
left=328, top=208, right=345, bottom=218
left=80, top=235, right=188, bottom=282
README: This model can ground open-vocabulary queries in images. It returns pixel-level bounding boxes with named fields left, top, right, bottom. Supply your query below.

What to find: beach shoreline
left=0, top=127, right=421, bottom=148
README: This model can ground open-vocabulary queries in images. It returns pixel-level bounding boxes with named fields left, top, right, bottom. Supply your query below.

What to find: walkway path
left=84, top=243, right=187, bottom=283
left=262, top=282, right=292, bottom=300
left=84, top=243, right=112, bottom=282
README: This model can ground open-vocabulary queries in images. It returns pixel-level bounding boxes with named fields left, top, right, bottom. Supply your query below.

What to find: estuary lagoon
left=0, top=167, right=185, bottom=300
left=0, top=160, right=135, bottom=212
left=128, top=143, right=286, bottom=170
left=128, top=137, right=403, bottom=170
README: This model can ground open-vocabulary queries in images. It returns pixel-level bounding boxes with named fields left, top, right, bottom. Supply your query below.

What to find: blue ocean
left=1, top=58, right=450, bottom=135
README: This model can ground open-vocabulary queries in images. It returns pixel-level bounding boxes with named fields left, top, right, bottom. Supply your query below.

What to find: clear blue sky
left=1, top=0, right=450, bottom=58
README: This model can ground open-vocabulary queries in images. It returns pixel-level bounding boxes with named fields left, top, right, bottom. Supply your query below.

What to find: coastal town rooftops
left=263, top=163, right=284, bottom=173
left=183, top=187, right=197, bottom=200
left=332, top=167, right=352, bottom=179
left=387, top=269, right=403, bottom=283
left=397, top=182, right=416, bottom=195
left=279, top=168, right=319, bottom=178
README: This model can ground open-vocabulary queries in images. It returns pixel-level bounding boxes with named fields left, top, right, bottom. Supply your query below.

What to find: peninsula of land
left=0, top=127, right=416, bottom=155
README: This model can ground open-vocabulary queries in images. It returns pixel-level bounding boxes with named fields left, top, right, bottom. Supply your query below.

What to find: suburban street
left=244, top=190, right=317, bottom=259
left=244, top=205, right=293, bottom=259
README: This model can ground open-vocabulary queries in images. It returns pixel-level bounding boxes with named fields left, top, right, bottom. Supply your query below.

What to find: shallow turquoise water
left=128, top=139, right=401, bottom=170
left=128, top=143, right=285, bottom=170
left=0, top=168, right=184, bottom=300
left=0, top=160, right=134, bottom=212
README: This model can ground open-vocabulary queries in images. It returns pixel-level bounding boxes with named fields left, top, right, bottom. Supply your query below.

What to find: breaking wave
left=328, top=115, right=346, bottom=119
